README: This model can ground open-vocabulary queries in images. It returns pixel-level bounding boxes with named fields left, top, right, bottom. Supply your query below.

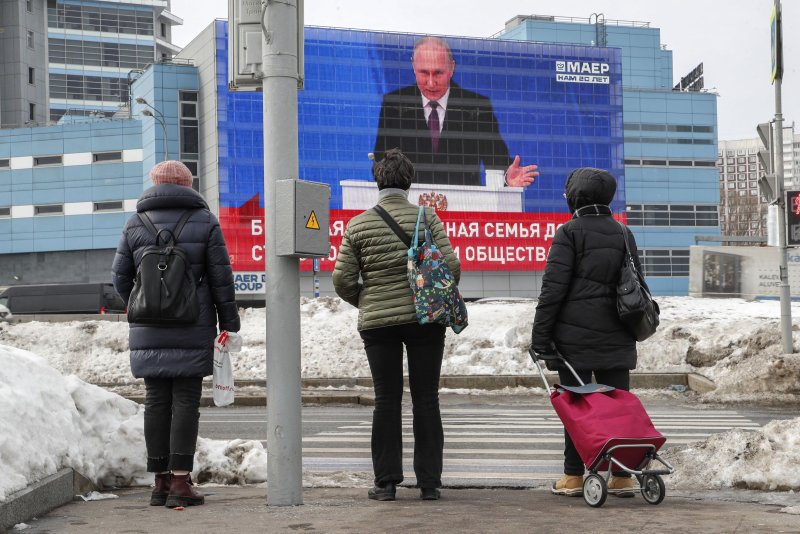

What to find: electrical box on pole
left=228, top=0, right=305, bottom=90
left=275, top=179, right=330, bottom=257
left=228, top=0, right=264, bottom=90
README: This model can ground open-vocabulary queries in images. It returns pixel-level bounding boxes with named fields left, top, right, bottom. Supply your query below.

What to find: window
left=34, top=155, right=62, bottom=166
left=27, top=30, right=34, bottom=49
left=638, top=249, right=689, bottom=277
left=94, top=201, right=123, bottom=212
left=93, top=151, right=123, bottom=163
left=0, top=159, right=9, bottom=169
left=160, top=22, right=167, bottom=37
left=0, top=207, right=10, bottom=217
left=179, top=91, right=200, bottom=158
left=26, top=0, right=33, bottom=12
left=182, top=160, right=199, bottom=191
left=28, top=67, right=35, bottom=85
left=28, top=103, right=35, bottom=122
left=34, top=204, right=64, bottom=215
left=625, top=204, right=718, bottom=227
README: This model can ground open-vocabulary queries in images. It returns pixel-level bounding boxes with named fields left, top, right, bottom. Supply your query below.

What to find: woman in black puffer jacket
left=531, top=167, right=646, bottom=498
left=112, top=161, right=239, bottom=509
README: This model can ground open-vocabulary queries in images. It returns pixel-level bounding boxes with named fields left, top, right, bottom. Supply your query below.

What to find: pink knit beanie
left=150, top=160, right=193, bottom=187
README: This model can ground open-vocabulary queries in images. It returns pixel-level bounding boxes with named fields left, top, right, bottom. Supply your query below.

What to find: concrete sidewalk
left=17, top=486, right=798, bottom=533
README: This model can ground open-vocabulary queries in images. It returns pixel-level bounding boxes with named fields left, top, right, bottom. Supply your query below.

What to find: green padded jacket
left=332, top=189, right=461, bottom=331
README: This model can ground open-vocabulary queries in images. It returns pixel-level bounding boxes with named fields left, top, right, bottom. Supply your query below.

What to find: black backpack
left=127, top=210, right=200, bottom=325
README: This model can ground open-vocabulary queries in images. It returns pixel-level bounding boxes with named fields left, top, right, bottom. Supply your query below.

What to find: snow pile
left=1, top=296, right=798, bottom=399
left=663, top=417, right=800, bottom=491
left=0, top=344, right=270, bottom=503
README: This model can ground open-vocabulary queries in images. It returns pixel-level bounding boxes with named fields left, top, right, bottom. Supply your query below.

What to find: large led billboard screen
left=215, top=23, right=624, bottom=288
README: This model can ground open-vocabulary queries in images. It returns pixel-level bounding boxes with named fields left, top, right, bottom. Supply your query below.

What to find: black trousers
left=360, top=323, right=446, bottom=489
left=143, top=377, right=203, bottom=472
left=557, top=368, right=631, bottom=477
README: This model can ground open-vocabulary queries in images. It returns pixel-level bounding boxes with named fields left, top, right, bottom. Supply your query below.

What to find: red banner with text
left=220, top=197, right=581, bottom=289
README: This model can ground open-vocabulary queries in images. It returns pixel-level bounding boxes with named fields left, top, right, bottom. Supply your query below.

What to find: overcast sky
left=170, top=0, right=798, bottom=141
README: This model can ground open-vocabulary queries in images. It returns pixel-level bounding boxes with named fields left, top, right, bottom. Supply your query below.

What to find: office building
left=0, top=0, right=182, bottom=128
left=498, top=14, right=720, bottom=295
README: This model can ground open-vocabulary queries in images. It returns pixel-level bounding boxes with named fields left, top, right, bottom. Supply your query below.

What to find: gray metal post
left=774, top=76, right=794, bottom=353
left=771, top=0, right=793, bottom=354
left=262, top=0, right=303, bottom=504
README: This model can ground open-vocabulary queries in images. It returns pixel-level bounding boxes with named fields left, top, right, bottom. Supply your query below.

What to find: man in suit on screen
left=373, top=36, right=538, bottom=187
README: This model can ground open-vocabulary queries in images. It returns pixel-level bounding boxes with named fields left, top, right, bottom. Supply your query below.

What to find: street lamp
left=135, top=97, right=169, bottom=160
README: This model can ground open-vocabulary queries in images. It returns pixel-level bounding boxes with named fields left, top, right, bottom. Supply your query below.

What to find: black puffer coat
left=531, top=168, right=643, bottom=371
left=112, top=184, right=240, bottom=378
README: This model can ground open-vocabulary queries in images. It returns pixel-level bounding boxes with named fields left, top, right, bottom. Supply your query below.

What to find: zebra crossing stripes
left=299, top=407, right=761, bottom=484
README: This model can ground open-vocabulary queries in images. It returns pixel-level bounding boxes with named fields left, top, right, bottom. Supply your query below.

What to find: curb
left=124, top=391, right=377, bottom=407
left=115, top=373, right=709, bottom=407
left=0, top=469, right=76, bottom=532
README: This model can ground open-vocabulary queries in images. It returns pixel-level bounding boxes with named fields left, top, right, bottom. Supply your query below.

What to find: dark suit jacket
left=373, top=82, right=511, bottom=186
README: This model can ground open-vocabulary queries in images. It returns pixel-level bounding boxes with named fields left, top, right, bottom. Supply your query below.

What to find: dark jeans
left=360, top=323, right=446, bottom=489
left=144, top=377, right=203, bottom=472
left=557, top=368, right=631, bottom=477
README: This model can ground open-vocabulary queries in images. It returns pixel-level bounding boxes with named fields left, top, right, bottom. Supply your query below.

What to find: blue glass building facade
left=0, top=63, right=198, bottom=284
left=500, top=16, right=720, bottom=295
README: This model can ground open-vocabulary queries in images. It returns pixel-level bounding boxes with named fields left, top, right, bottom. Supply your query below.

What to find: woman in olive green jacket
left=333, top=149, right=460, bottom=502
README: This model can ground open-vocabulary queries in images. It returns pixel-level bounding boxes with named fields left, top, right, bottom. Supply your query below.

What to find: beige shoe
left=551, top=474, right=583, bottom=496
left=607, top=475, right=636, bottom=497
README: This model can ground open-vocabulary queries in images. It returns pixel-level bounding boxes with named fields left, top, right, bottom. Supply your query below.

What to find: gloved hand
left=529, top=340, right=557, bottom=359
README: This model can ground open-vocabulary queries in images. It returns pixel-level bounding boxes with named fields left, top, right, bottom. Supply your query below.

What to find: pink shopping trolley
left=529, top=348, right=674, bottom=507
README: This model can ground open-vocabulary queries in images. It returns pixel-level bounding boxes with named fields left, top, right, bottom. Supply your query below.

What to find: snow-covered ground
left=0, top=296, right=799, bottom=505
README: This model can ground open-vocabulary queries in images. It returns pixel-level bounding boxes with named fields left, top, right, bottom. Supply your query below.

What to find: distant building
left=0, top=0, right=182, bottom=129
left=717, top=125, right=800, bottom=238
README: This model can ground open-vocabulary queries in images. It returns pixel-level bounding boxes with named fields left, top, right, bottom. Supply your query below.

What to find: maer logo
left=555, top=60, right=610, bottom=84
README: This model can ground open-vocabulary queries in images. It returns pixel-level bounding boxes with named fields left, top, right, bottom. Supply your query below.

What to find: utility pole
left=262, top=0, right=304, bottom=504
left=771, top=0, right=794, bottom=353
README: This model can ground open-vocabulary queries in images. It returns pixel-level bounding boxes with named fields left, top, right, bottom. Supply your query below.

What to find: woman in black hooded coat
left=531, top=167, right=646, bottom=498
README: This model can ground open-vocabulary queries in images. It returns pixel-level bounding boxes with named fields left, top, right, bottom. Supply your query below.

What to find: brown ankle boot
left=165, top=474, right=204, bottom=508
left=150, top=473, right=171, bottom=506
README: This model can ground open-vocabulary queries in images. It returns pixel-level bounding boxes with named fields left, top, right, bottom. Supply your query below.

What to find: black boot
left=368, top=483, right=396, bottom=501
left=419, top=487, right=441, bottom=500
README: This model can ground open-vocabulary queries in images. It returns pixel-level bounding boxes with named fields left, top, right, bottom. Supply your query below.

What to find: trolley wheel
left=583, top=474, right=608, bottom=508
left=640, top=474, right=666, bottom=505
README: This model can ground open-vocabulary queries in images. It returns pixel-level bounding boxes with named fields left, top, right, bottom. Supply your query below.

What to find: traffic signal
left=757, top=122, right=777, bottom=203
left=786, top=190, right=800, bottom=246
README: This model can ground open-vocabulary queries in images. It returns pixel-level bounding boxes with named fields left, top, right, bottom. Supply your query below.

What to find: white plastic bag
left=213, top=331, right=242, bottom=407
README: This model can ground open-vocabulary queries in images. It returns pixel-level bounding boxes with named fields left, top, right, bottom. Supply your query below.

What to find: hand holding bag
left=616, top=222, right=660, bottom=341
left=213, top=331, right=243, bottom=407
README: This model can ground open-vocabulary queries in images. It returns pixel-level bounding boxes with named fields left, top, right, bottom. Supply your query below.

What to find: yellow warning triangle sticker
left=306, top=211, right=320, bottom=230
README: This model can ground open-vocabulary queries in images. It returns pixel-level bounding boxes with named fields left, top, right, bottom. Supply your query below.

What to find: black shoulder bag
left=616, top=221, right=660, bottom=341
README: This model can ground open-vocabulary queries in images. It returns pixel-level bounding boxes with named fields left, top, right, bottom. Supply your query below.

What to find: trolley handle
left=528, top=347, right=586, bottom=395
